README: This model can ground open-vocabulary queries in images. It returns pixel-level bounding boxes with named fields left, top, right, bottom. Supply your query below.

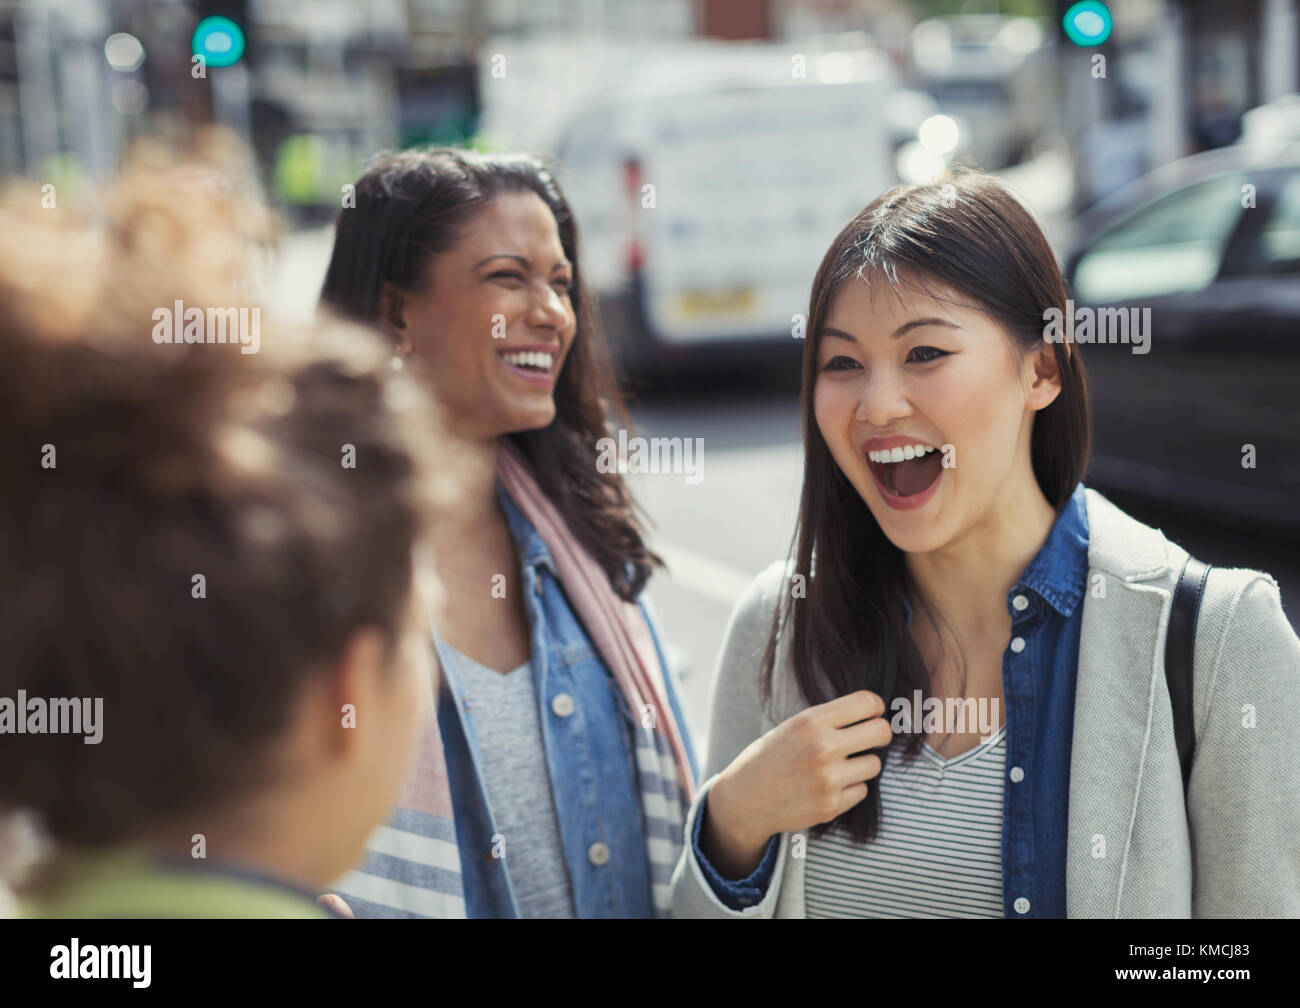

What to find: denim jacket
left=434, top=482, right=698, bottom=918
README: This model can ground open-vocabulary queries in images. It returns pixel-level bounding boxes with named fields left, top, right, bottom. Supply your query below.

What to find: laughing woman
left=670, top=171, right=1300, bottom=918
left=320, top=148, right=697, bottom=918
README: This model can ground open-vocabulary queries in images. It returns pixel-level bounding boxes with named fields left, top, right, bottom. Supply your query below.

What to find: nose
left=527, top=282, right=572, bottom=334
left=854, top=364, right=913, bottom=430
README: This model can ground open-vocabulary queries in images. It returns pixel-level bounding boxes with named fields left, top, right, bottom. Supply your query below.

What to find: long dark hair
left=764, top=170, right=1091, bottom=842
left=321, top=147, right=659, bottom=601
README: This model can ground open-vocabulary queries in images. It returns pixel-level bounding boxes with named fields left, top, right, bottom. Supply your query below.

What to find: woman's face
left=813, top=275, right=1061, bottom=555
left=394, top=191, right=576, bottom=440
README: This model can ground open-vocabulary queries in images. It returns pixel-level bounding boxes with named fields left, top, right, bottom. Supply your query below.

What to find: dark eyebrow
left=475, top=254, right=572, bottom=272
left=821, top=318, right=961, bottom=344
left=894, top=317, right=961, bottom=338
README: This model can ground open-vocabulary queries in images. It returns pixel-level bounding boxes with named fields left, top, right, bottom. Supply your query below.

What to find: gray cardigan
left=670, top=489, right=1300, bottom=918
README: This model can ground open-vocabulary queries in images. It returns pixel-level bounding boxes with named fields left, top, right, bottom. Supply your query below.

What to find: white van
left=553, top=71, right=896, bottom=371
left=478, top=38, right=900, bottom=372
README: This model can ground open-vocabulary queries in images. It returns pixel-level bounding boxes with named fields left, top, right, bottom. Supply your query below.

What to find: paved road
left=624, top=374, right=804, bottom=752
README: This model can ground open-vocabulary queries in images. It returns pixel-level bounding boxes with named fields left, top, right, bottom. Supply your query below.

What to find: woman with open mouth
left=320, top=148, right=696, bottom=918
left=671, top=171, right=1300, bottom=918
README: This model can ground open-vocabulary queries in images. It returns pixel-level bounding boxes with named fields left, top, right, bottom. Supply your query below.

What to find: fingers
left=814, top=689, right=886, bottom=727
left=318, top=893, right=354, bottom=918
left=830, top=781, right=871, bottom=820
left=833, top=715, right=894, bottom=757
left=837, top=752, right=884, bottom=788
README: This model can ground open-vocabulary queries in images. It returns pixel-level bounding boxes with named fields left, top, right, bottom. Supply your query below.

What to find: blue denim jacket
left=436, top=482, right=699, bottom=918
left=695, top=483, right=1090, bottom=919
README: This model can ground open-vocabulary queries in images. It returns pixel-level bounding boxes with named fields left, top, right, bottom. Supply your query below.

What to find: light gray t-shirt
left=441, top=641, right=576, bottom=919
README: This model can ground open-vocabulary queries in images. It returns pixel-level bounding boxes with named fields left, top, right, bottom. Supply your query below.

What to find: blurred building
left=4, top=0, right=1297, bottom=218
left=1053, top=0, right=1300, bottom=207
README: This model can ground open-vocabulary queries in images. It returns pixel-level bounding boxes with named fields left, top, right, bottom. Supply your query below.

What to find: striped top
left=332, top=639, right=466, bottom=918
left=804, top=725, right=1007, bottom=918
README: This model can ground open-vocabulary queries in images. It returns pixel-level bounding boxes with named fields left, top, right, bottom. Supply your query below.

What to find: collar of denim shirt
left=895, top=482, right=1089, bottom=625
left=494, top=476, right=641, bottom=592
left=494, top=477, right=558, bottom=577
left=1013, top=482, right=1089, bottom=618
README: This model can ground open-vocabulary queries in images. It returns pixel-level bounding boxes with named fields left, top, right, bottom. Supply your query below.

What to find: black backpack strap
left=1165, top=555, right=1210, bottom=795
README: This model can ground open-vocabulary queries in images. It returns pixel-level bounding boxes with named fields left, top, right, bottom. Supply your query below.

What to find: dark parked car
left=1063, top=138, right=1300, bottom=535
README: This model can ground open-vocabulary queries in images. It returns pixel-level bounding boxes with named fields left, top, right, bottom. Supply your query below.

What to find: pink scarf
left=496, top=440, right=696, bottom=800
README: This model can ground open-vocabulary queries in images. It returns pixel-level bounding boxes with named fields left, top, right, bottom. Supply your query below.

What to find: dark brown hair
left=320, top=147, right=659, bottom=600
left=0, top=147, right=444, bottom=849
left=764, top=170, right=1091, bottom=842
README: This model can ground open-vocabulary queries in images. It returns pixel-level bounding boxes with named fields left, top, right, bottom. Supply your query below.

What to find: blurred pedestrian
left=320, top=147, right=697, bottom=918
left=0, top=147, right=447, bottom=917
left=672, top=170, right=1300, bottom=918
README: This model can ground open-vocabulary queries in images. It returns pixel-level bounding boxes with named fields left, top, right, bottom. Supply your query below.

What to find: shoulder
left=710, top=559, right=805, bottom=722
left=1082, top=486, right=1296, bottom=673
left=1082, top=486, right=1281, bottom=596
left=724, top=559, right=796, bottom=644
left=1081, top=486, right=1177, bottom=580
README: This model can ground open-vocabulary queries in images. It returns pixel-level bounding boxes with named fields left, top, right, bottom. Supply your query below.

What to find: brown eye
left=821, top=355, right=860, bottom=372
left=908, top=346, right=948, bottom=363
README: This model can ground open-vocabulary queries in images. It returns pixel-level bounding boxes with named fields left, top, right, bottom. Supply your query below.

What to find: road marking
left=653, top=539, right=754, bottom=608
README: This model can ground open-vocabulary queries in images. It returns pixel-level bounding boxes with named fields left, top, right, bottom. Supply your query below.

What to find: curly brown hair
left=0, top=134, right=449, bottom=849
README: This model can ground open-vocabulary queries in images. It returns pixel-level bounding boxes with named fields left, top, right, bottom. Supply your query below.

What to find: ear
left=1026, top=341, right=1064, bottom=412
left=378, top=282, right=413, bottom=356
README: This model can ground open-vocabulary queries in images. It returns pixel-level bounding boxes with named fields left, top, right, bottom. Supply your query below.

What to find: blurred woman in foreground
left=320, top=147, right=697, bottom=918
left=672, top=170, right=1300, bottom=918
left=0, top=145, right=446, bottom=917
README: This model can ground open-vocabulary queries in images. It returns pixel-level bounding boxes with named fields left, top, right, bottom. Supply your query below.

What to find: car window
left=1072, top=172, right=1246, bottom=302
left=1260, top=170, right=1300, bottom=272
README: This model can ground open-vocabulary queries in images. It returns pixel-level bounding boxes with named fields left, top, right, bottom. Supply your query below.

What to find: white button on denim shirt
left=551, top=693, right=575, bottom=718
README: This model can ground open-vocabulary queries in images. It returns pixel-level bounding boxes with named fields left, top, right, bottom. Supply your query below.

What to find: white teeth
left=502, top=350, right=554, bottom=371
left=868, top=444, right=936, bottom=464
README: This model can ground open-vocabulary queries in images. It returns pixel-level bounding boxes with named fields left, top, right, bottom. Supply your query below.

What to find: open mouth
left=866, top=443, right=944, bottom=499
left=499, top=349, right=555, bottom=375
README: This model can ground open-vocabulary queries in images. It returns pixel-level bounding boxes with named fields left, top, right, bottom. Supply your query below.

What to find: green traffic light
left=1063, top=1, right=1113, bottom=46
left=192, top=15, right=245, bottom=68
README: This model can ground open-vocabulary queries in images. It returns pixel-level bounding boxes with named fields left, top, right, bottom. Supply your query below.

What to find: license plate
left=675, top=287, right=757, bottom=318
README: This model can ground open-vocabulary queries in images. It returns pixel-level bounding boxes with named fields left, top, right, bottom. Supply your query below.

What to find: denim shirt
left=437, top=481, right=699, bottom=918
left=694, top=483, right=1090, bottom=919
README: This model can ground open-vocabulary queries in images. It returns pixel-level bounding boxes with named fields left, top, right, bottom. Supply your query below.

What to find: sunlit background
left=2, top=0, right=1297, bottom=740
